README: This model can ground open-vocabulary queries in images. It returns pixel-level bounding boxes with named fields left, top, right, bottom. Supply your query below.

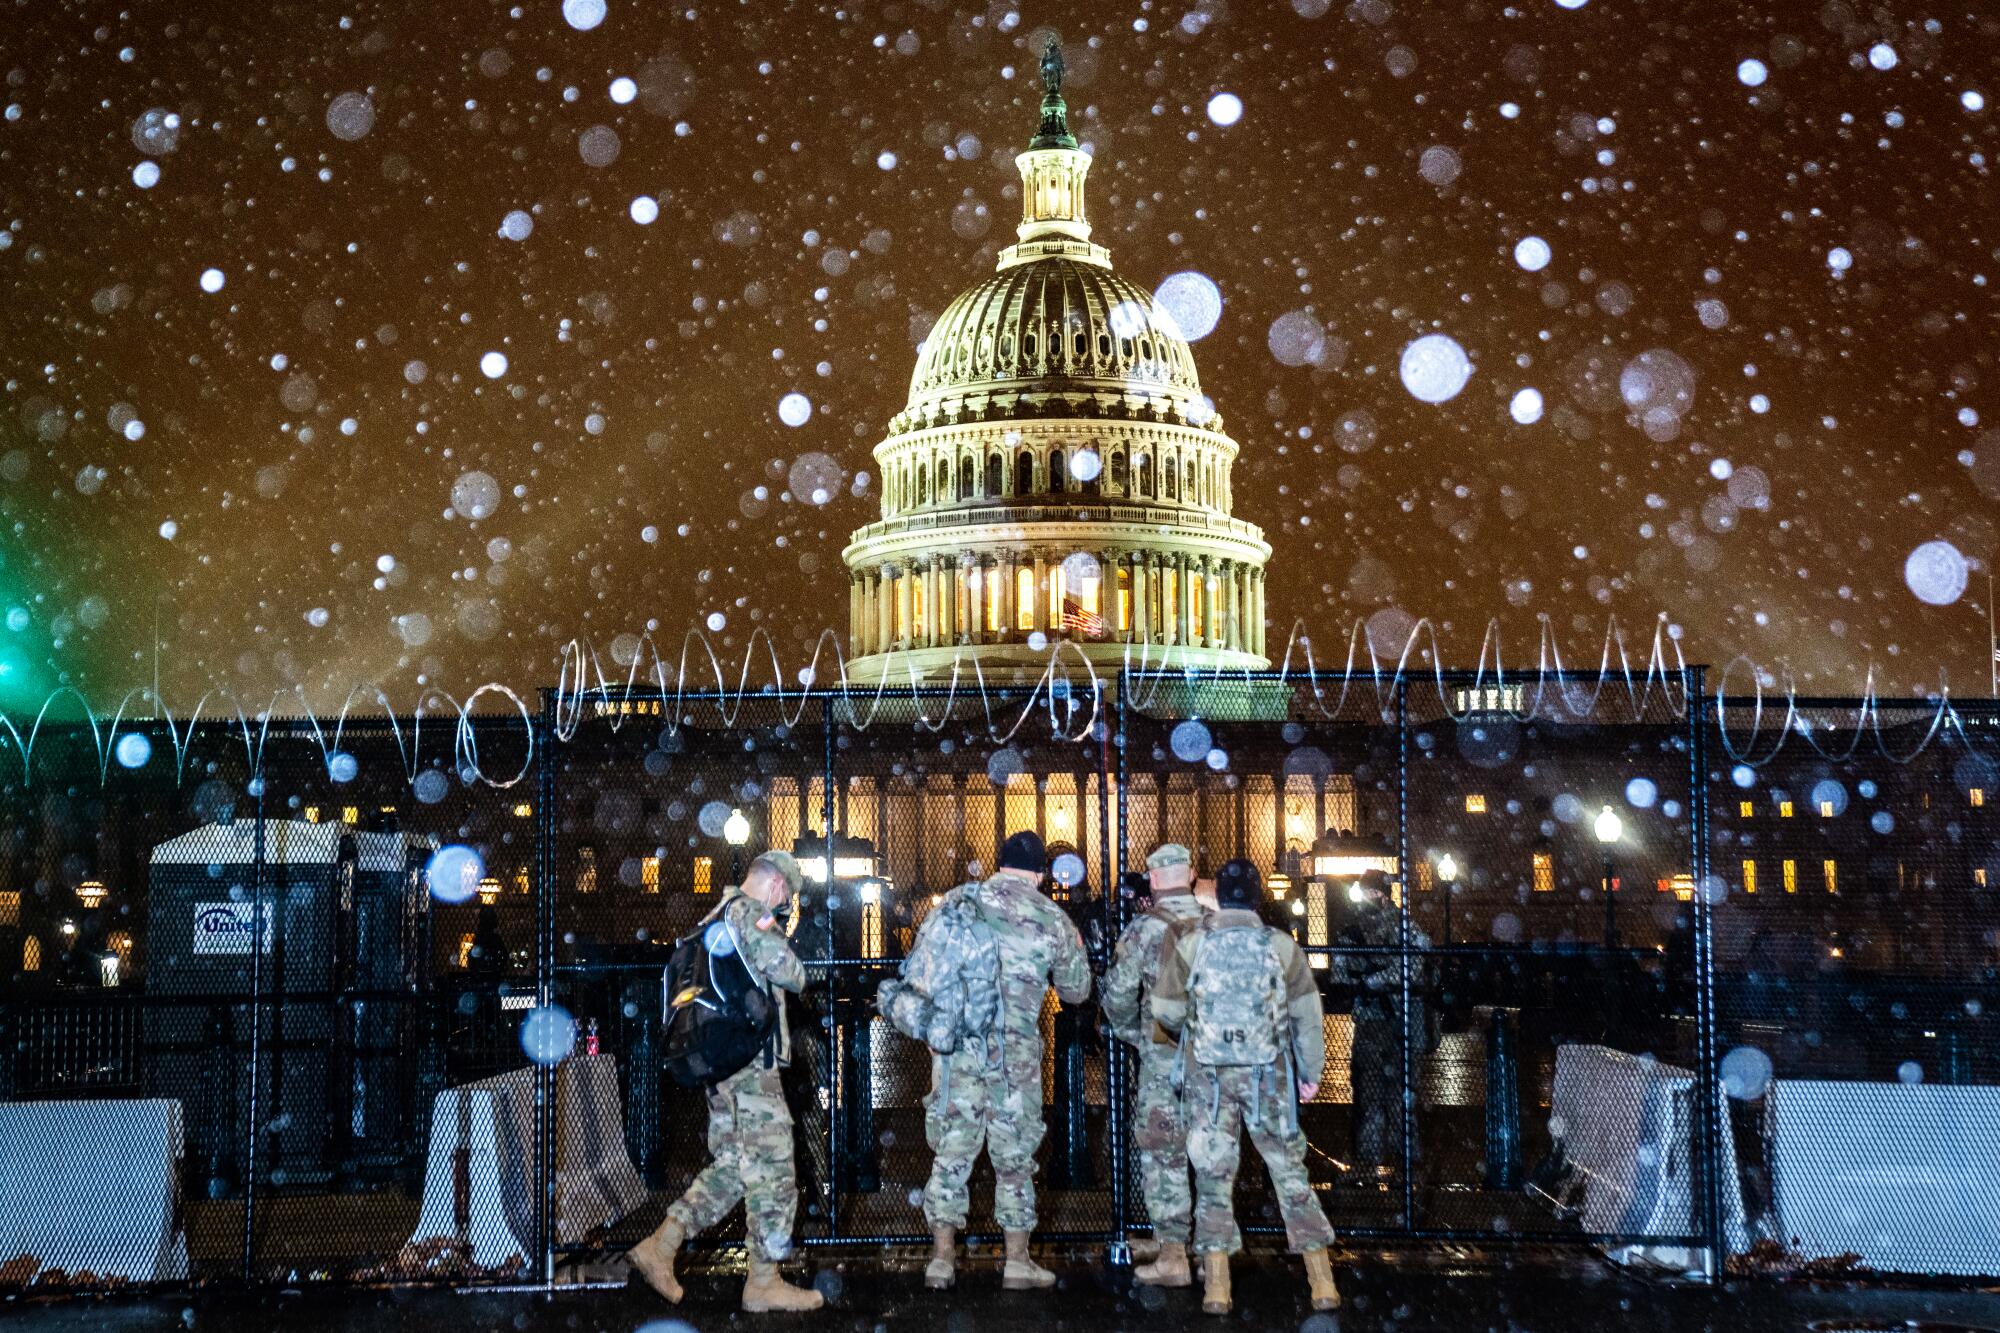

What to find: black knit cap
left=998, top=829, right=1047, bottom=874
left=1215, top=857, right=1262, bottom=909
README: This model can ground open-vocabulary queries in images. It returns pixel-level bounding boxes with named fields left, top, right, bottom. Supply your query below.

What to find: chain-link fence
left=1, top=673, right=1994, bottom=1289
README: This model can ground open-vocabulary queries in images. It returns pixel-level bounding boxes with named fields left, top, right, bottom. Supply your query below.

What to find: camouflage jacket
left=931, top=870, right=1091, bottom=1054
left=718, top=887, right=808, bottom=1066
left=1330, top=898, right=1432, bottom=1025
left=1101, top=892, right=1206, bottom=1050
left=1150, top=908, right=1325, bottom=1080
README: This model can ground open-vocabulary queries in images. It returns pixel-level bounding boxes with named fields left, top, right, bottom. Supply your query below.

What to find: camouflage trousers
left=1131, top=1045, right=1192, bottom=1245
left=1350, top=1018, right=1409, bottom=1172
left=922, top=1045, right=1044, bottom=1232
left=1186, top=1061, right=1335, bottom=1256
left=666, top=1063, right=798, bottom=1262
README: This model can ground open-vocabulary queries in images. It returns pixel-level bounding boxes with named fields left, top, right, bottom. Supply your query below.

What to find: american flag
left=1061, top=598, right=1105, bottom=637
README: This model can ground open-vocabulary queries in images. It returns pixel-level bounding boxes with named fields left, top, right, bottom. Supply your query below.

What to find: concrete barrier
left=1547, top=1044, right=1744, bottom=1270
left=404, top=1054, right=645, bottom=1272
left=0, top=1099, right=188, bottom=1284
left=1769, top=1079, right=2000, bottom=1277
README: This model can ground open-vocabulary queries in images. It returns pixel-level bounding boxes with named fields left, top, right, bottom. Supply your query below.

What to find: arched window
left=936, top=457, right=950, bottom=501
left=1164, top=456, right=1178, bottom=501
left=959, top=457, right=974, bottom=500
left=918, top=466, right=930, bottom=506
left=1131, top=453, right=1148, bottom=498
left=1049, top=449, right=1066, bottom=494
left=1110, top=450, right=1127, bottom=492
left=987, top=453, right=1003, bottom=498
left=1016, top=449, right=1035, bottom=497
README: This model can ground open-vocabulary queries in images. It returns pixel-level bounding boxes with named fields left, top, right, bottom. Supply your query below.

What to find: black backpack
left=660, top=910, right=777, bottom=1089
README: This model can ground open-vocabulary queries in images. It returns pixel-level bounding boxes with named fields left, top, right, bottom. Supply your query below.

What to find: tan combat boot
left=741, top=1258, right=825, bottom=1313
left=1200, top=1251, right=1231, bottom=1315
left=627, top=1216, right=685, bottom=1304
left=924, top=1224, right=957, bottom=1290
left=1133, top=1240, right=1192, bottom=1288
left=1001, top=1230, right=1057, bottom=1289
left=1128, top=1236, right=1162, bottom=1263
left=1302, top=1247, right=1341, bottom=1311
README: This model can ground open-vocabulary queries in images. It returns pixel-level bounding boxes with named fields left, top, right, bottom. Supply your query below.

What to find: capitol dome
left=842, top=43, right=1271, bottom=680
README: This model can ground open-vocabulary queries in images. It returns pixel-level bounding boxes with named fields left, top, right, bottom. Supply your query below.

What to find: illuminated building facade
left=842, top=48, right=1271, bottom=680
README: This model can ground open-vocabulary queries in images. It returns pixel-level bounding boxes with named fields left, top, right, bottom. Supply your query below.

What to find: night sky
left=1, top=0, right=1995, bottom=710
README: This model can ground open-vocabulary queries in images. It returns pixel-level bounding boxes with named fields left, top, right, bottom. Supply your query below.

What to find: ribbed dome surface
left=906, top=257, right=1202, bottom=413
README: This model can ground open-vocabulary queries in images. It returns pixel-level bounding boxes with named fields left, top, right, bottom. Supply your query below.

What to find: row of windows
left=871, top=560, right=1241, bottom=641
left=883, top=444, right=1229, bottom=514
left=1457, top=790, right=1991, bottom=820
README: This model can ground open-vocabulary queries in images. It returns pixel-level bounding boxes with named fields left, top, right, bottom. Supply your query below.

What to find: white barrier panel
left=0, top=1099, right=188, bottom=1283
left=405, top=1054, right=645, bottom=1272
left=1770, top=1079, right=2000, bottom=1277
left=1548, top=1045, right=1745, bottom=1268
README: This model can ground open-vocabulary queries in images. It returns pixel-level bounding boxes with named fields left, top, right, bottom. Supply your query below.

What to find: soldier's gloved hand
left=1298, top=1080, right=1319, bottom=1102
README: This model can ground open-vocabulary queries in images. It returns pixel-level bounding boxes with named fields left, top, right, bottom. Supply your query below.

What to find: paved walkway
left=7, top=1246, right=1999, bottom=1331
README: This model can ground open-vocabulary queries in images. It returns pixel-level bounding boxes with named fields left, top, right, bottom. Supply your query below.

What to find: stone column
left=1132, top=553, right=1149, bottom=644
left=999, top=553, right=1017, bottom=635
left=876, top=568, right=894, bottom=653
left=895, top=567, right=913, bottom=649
left=1228, top=563, right=1244, bottom=651
left=1253, top=570, right=1266, bottom=657
left=1174, top=554, right=1191, bottom=646
left=848, top=575, right=863, bottom=657
left=1031, top=554, right=1048, bottom=632
left=966, top=557, right=983, bottom=642
left=924, top=557, right=941, bottom=647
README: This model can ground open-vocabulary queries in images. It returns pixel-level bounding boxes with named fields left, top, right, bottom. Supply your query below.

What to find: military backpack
left=1185, top=921, right=1287, bottom=1068
left=659, top=907, right=777, bottom=1088
left=875, top=885, right=1003, bottom=1057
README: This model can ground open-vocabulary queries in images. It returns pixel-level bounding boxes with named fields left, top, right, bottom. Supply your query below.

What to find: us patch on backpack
left=876, top=888, right=1001, bottom=1056
left=1187, top=924, right=1285, bottom=1068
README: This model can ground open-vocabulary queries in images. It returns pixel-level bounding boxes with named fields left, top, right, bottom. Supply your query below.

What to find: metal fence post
left=1395, top=675, right=1415, bottom=1232
left=1688, top=665, right=1725, bottom=1280
left=241, top=760, right=266, bottom=1283
left=1106, top=669, right=1131, bottom=1264
left=822, top=695, right=841, bottom=1237
left=534, top=693, right=558, bottom=1289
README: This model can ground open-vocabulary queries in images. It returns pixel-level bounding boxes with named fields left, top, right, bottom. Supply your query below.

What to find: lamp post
left=1594, top=805, right=1623, bottom=948
left=1436, top=854, right=1458, bottom=947
left=724, top=807, right=751, bottom=883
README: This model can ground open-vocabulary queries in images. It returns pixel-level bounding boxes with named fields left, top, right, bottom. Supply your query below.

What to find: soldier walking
left=628, top=850, right=824, bottom=1313
left=921, top=830, right=1091, bottom=1290
left=1101, top=843, right=1207, bottom=1286
left=1152, top=858, right=1341, bottom=1315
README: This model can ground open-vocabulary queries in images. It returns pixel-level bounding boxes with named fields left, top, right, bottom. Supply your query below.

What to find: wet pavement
left=6, top=1246, right=1999, bottom=1332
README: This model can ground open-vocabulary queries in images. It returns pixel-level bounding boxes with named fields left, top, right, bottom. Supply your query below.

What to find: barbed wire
left=0, top=616, right=1982, bottom=788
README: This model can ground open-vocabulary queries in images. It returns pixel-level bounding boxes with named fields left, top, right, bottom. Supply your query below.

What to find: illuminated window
left=304, top=806, right=322, bottom=823
left=693, top=856, right=713, bottom=895
left=341, top=805, right=361, bottom=825
left=1778, top=801, right=1794, bottom=819
left=513, top=868, right=530, bottom=896
left=1822, top=859, right=1838, bottom=894
left=577, top=847, right=599, bottom=894
left=457, top=934, right=476, bottom=968
left=24, top=936, right=41, bottom=971
left=1465, top=793, right=1488, bottom=813
left=1415, top=861, right=1434, bottom=893
left=642, top=856, right=661, bottom=894
left=1742, top=860, right=1758, bottom=894
left=1782, top=859, right=1797, bottom=894
left=985, top=568, right=1003, bottom=632
left=1016, top=567, right=1035, bottom=630
left=1819, top=800, right=1835, bottom=817
left=1739, top=800, right=1754, bottom=818
left=1048, top=563, right=1066, bottom=627
left=1976, top=867, right=1990, bottom=888
left=0, top=890, right=17, bottom=927
left=1531, top=851, right=1555, bottom=893
left=513, top=802, right=533, bottom=818
left=1973, top=788, right=1987, bottom=808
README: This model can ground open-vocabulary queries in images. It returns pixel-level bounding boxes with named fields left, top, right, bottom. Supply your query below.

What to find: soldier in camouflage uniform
left=1153, top=858, right=1341, bottom=1315
left=1101, top=842, right=1207, bottom=1286
left=629, top=850, right=824, bottom=1313
left=921, top=830, right=1091, bottom=1290
left=1331, top=867, right=1432, bottom=1183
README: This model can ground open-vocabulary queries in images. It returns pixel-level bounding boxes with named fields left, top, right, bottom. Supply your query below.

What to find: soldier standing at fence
left=1152, top=858, right=1340, bottom=1315
left=628, top=850, right=824, bottom=1313
left=1331, top=866, right=1432, bottom=1185
left=1101, top=842, right=1207, bottom=1286
left=921, top=830, right=1091, bottom=1290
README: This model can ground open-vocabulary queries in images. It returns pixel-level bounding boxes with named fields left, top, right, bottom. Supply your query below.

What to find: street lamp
left=1436, top=854, right=1458, bottom=947
left=1594, top=805, right=1623, bottom=948
left=724, top=807, right=752, bottom=882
